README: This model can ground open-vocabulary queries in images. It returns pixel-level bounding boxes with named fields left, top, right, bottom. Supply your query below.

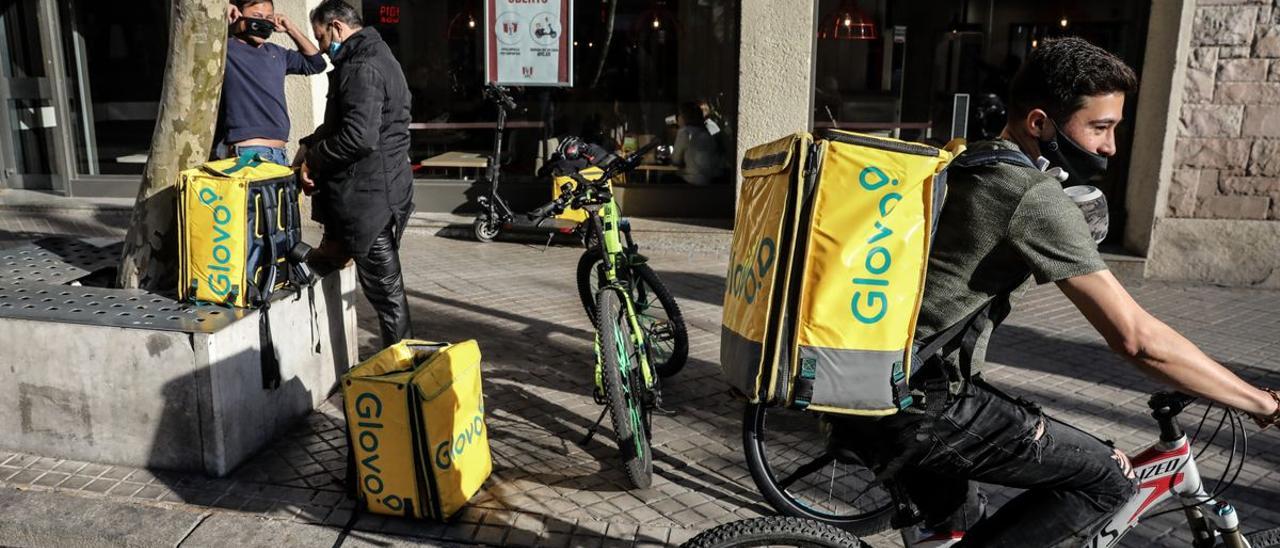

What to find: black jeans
left=314, top=218, right=413, bottom=348
left=832, top=377, right=1136, bottom=547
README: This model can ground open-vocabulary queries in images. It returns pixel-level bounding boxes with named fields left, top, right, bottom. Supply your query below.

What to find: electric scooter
left=472, top=84, right=591, bottom=244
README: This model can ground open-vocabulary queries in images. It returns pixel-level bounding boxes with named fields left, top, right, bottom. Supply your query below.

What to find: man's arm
left=275, top=14, right=327, bottom=75
left=305, top=64, right=384, bottom=175
left=1058, top=270, right=1277, bottom=419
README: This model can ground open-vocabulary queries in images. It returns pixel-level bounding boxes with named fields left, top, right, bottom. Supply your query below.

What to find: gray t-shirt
left=916, top=139, right=1108, bottom=379
left=672, top=125, right=724, bottom=185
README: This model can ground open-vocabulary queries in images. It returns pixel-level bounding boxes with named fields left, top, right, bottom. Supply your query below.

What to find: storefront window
left=813, top=0, right=1149, bottom=244
left=58, top=0, right=169, bottom=176
left=365, top=0, right=740, bottom=186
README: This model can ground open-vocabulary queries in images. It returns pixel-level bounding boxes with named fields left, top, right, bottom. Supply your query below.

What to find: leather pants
left=311, top=218, right=413, bottom=349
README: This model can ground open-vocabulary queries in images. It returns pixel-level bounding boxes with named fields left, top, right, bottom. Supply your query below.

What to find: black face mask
left=1039, top=120, right=1108, bottom=183
left=239, top=17, right=275, bottom=40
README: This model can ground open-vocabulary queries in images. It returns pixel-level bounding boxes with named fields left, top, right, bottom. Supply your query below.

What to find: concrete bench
left=0, top=238, right=357, bottom=476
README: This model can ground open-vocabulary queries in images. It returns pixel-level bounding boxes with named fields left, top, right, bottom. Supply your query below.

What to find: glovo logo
left=850, top=165, right=903, bottom=325
left=726, top=236, right=777, bottom=306
left=353, top=392, right=406, bottom=513
left=434, top=407, right=486, bottom=471
left=198, top=186, right=238, bottom=298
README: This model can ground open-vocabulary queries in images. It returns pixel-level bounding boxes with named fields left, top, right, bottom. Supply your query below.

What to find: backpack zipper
left=821, top=130, right=941, bottom=157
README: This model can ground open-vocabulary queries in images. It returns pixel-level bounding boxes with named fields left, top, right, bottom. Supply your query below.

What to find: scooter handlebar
left=484, top=84, right=517, bottom=111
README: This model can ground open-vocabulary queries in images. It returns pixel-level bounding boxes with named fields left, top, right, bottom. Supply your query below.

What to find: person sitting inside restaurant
left=216, top=0, right=327, bottom=165
left=671, top=101, right=725, bottom=185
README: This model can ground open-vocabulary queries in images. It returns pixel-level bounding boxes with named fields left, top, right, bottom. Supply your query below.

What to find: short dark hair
left=310, top=0, right=362, bottom=28
left=234, top=0, right=272, bottom=9
left=679, top=102, right=704, bottom=126
left=1008, top=37, right=1138, bottom=123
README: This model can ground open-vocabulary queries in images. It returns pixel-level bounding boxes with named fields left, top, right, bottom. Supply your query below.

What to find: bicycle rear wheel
left=742, top=403, right=895, bottom=536
left=578, top=248, right=689, bottom=377
left=680, top=516, right=867, bottom=548
left=597, top=288, right=654, bottom=489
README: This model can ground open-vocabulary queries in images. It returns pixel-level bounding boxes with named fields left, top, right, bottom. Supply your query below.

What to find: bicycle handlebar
left=526, top=138, right=664, bottom=220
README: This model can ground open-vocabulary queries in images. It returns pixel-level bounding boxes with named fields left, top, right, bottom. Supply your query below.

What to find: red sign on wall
left=379, top=5, right=400, bottom=25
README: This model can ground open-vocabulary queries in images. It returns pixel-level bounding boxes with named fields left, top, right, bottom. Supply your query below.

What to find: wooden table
left=633, top=164, right=678, bottom=184
left=419, top=151, right=488, bottom=180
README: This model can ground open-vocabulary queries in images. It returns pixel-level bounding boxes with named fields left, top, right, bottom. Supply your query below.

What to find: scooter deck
left=503, top=217, right=583, bottom=234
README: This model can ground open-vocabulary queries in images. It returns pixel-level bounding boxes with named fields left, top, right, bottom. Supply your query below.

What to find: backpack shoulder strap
left=950, top=148, right=1036, bottom=170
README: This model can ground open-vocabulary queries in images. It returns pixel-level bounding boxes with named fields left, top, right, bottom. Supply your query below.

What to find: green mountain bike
left=534, top=139, right=688, bottom=489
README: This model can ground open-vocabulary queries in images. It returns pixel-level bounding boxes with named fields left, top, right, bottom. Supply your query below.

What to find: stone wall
left=1173, top=0, right=1280, bottom=222
left=1144, top=0, right=1280, bottom=288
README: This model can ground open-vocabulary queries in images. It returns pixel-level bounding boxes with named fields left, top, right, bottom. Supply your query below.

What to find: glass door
left=0, top=0, right=62, bottom=191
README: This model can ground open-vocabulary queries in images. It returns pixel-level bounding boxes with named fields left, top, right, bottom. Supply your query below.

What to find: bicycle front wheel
left=578, top=248, right=689, bottom=377
left=680, top=516, right=867, bottom=548
left=597, top=288, right=654, bottom=489
left=742, top=403, right=895, bottom=536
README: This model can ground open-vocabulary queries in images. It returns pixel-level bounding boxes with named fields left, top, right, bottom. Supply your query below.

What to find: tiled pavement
left=1, top=208, right=1279, bottom=547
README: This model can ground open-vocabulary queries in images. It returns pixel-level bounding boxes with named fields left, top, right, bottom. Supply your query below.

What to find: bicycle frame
left=1086, top=396, right=1248, bottom=548
left=585, top=197, right=657, bottom=390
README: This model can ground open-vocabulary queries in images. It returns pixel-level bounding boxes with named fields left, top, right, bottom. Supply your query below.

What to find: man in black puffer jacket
left=297, top=0, right=413, bottom=348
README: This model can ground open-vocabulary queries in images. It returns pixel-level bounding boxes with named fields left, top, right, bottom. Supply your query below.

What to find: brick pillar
left=272, top=0, right=332, bottom=227
left=1171, top=1, right=1279, bottom=221
left=1145, top=0, right=1280, bottom=287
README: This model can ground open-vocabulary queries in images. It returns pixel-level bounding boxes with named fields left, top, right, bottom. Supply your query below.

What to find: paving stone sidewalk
left=1, top=209, right=1278, bottom=547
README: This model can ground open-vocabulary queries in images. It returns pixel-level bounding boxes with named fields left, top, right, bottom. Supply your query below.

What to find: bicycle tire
left=577, top=248, right=689, bottom=377
left=742, top=403, right=895, bottom=536
left=597, top=288, right=654, bottom=489
left=1247, top=527, right=1280, bottom=547
left=680, top=516, right=867, bottom=548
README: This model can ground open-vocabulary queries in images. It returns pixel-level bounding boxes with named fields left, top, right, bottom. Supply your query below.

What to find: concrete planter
left=0, top=239, right=357, bottom=476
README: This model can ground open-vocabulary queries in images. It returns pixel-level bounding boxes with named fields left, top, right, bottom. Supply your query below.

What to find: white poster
left=484, top=0, right=574, bottom=87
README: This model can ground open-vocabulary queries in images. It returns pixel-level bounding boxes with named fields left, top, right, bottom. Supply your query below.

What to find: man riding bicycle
left=830, top=37, right=1280, bottom=547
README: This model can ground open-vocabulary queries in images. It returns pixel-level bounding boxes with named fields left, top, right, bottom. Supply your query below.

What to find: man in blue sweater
left=218, top=0, right=327, bottom=165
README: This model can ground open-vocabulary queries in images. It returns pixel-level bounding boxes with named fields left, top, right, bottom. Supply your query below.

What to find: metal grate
left=0, top=237, right=122, bottom=286
left=0, top=238, right=249, bottom=333
left=0, top=283, right=245, bottom=332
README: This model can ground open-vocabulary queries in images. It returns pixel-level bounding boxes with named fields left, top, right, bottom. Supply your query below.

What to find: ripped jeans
left=831, top=375, right=1137, bottom=547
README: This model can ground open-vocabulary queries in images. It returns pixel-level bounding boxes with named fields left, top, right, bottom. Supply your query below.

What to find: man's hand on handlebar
left=1252, top=388, right=1280, bottom=430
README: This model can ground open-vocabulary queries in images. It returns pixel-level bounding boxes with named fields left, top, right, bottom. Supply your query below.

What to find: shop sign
left=484, top=0, right=574, bottom=87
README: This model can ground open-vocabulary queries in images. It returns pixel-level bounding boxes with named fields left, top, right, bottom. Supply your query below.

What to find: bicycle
left=533, top=139, right=689, bottom=488
left=735, top=391, right=1280, bottom=547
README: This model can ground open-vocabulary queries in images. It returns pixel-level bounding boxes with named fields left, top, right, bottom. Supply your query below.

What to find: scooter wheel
left=473, top=215, right=500, bottom=243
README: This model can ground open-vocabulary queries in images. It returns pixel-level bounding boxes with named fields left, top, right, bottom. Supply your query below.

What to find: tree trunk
left=117, top=0, right=227, bottom=291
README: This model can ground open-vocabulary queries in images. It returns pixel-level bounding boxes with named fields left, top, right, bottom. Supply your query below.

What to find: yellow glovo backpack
left=721, top=131, right=967, bottom=416
left=177, top=152, right=307, bottom=308
left=342, top=340, right=491, bottom=520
